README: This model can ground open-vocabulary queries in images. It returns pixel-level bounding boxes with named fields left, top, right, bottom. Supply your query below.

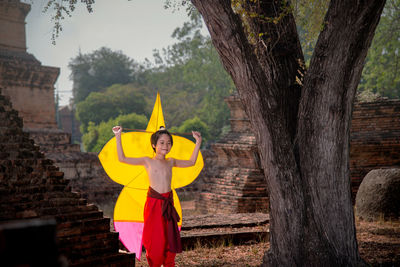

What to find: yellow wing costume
left=98, top=93, right=204, bottom=260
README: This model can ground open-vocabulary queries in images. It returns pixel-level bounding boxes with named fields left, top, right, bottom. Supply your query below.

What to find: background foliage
left=82, top=113, right=148, bottom=153
left=69, top=47, right=142, bottom=103
left=358, top=0, right=400, bottom=98
left=72, top=13, right=234, bottom=152
left=292, top=0, right=400, bottom=99
left=75, top=84, right=148, bottom=134
left=62, top=0, right=400, bottom=152
left=169, top=116, right=211, bottom=143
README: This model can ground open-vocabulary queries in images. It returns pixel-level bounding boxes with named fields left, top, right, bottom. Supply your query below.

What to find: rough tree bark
left=190, top=0, right=386, bottom=266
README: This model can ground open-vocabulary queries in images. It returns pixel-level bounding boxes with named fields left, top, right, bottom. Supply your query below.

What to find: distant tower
left=0, top=0, right=122, bottom=213
left=0, top=0, right=59, bottom=129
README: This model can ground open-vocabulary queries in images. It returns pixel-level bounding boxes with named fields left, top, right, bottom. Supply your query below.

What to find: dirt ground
left=135, top=218, right=400, bottom=267
left=357, top=219, right=400, bottom=266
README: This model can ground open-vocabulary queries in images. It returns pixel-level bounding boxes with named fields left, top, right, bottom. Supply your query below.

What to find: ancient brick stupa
left=0, top=0, right=121, bottom=213
left=196, top=94, right=269, bottom=214
left=0, top=0, right=59, bottom=130
left=0, top=89, right=134, bottom=265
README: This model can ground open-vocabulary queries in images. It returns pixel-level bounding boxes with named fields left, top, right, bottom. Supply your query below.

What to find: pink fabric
left=114, top=221, right=144, bottom=260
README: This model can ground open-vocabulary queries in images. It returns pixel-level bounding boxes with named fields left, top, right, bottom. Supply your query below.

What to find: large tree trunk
left=191, top=0, right=386, bottom=266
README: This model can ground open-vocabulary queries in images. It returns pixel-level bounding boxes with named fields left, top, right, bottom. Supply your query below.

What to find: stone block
left=355, top=168, right=400, bottom=221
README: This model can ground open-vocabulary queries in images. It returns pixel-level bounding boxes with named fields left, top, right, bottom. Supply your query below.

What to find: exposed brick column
left=0, top=0, right=30, bottom=52
left=196, top=94, right=269, bottom=214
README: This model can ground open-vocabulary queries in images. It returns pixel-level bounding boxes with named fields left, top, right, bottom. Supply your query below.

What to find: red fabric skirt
left=142, top=189, right=178, bottom=267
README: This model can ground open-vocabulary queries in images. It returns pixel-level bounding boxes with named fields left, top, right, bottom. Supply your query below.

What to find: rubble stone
left=355, top=168, right=400, bottom=221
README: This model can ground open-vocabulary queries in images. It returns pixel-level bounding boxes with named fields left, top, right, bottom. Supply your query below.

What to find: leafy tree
left=82, top=113, right=148, bottom=152
left=67, top=14, right=233, bottom=141
left=69, top=47, right=141, bottom=103
left=76, top=84, right=148, bottom=133
left=170, top=116, right=210, bottom=144
left=142, top=13, right=235, bottom=139
left=292, top=0, right=400, bottom=98
left=81, top=122, right=98, bottom=152
left=358, top=0, right=400, bottom=98
left=76, top=91, right=116, bottom=134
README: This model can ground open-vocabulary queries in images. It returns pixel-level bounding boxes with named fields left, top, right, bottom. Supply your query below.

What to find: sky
left=24, top=0, right=199, bottom=106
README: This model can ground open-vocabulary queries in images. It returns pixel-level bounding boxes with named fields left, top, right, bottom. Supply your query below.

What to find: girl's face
left=153, top=134, right=172, bottom=156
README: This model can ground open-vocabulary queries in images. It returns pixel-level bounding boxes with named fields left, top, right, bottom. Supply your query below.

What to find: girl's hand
left=192, top=131, right=202, bottom=144
left=112, top=126, right=122, bottom=135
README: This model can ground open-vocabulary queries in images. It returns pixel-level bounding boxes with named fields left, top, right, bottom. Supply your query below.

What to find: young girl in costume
left=112, top=125, right=202, bottom=267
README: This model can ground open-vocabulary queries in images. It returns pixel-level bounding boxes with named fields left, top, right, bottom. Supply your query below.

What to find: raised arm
left=113, top=126, right=148, bottom=166
left=174, top=131, right=202, bottom=168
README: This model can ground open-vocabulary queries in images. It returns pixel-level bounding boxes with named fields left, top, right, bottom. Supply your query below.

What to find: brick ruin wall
left=350, top=99, right=400, bottom=199
left=28, top=129, right=123, bottom=217
left=195, top=96, right=400, bottom=214
left=195, top=94, right=269, bottom=214
left=0, top=50, right=59, bottom=130
left=0, top=49, right=121, bottom=217
left=0, top=0, right=59, bottom=130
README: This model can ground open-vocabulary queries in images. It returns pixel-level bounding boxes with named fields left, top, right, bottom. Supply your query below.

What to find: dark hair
left=150, top=126, right=173, bottom=152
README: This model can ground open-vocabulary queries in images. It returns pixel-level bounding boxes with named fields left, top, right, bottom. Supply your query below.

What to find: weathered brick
left=195, top=94, right=269, bottom=214
left=197, top=95, right=400, bottom=213
left=0, top=68, right=133, bottom=265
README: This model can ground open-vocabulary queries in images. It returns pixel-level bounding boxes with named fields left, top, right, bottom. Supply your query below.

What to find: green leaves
left=293, top=0, right=329, bottom=54
left=69, top=11, right=234, bottom=145
left=69, top=47, right=140, bottom=103
left=44, top=0, right=95, bottom=44
left=170, top=116, right=210, bottom=145
left=139, top=14, right=234, bottom=140
left=82, top=113, right=148, bottom=153
left=358, top=0, right=400, bottom=99
left=75, top=84, right=148, bottom=134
